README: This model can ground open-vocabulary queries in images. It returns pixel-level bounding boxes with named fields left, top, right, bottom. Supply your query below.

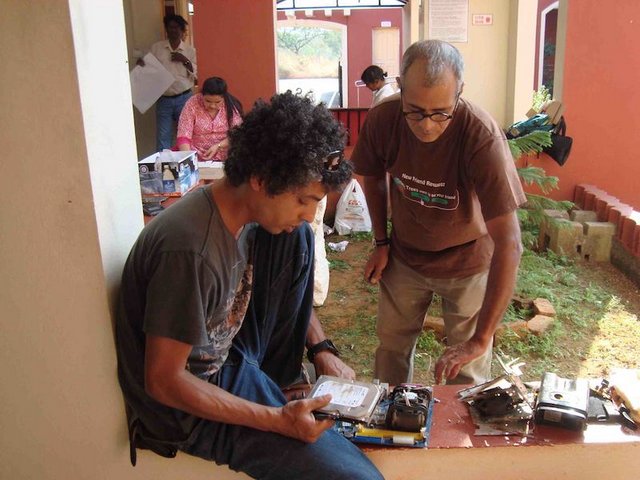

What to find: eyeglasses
left=402, top=93, right=461, bottom=123
left=323, top=150, right=344, bottom=171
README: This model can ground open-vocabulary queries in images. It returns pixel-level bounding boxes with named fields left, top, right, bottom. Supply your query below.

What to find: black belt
left=162, top=89, right=191, bottom=99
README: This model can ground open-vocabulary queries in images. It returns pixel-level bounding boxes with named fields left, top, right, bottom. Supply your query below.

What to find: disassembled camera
left=534, top=372, right=590, bottom=431
left=309, top=376, right=434, bottom=447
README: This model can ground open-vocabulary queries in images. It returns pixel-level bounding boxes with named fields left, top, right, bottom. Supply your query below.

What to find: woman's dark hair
left=163, top=14, right=188, bottom=32
left=225, top=91, right=351, bottom=196
left=361, top=65, right=387, bottom=84
left=201, top=77, right=244, bottom=126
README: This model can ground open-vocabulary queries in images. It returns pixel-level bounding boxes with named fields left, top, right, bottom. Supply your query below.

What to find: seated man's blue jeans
left=155, top=91, right=191, bottom=151
left=182, top=224, right=383, bottom=480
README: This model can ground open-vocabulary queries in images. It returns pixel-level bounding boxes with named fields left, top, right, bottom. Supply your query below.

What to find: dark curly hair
left=224, top=91, right=351, bottom=196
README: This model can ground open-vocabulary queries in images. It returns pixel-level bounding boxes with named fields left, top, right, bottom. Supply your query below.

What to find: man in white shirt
left=138, top=14, right=198, bottom=151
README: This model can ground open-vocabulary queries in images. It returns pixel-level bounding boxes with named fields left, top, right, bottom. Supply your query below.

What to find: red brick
left=621, top=217, right=638, bottom=250
left=595, top=195, right=618, bottom=222
left=607, top=208, right=621, bottom=231
left=423, top=315, right=445, bottom=336
left=533, top=298, right=556, bottom=317
left=584, top=192, right=596, bottom=211
left=527, top=315, right=555, bottom=335
left=574, top=185, right=587, bottom=208
left=633, top=227, right=640, bottom=256
left=495, top=320, right=529, bottom=343
left=604, top=199, right=621, bottom=224
left=613, top=204, right=634, bottom=239
left=631, top=221, right=640, bottom=256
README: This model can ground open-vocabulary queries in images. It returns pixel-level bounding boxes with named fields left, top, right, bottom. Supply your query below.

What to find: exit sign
left=472, top=14, right=493, bottom=26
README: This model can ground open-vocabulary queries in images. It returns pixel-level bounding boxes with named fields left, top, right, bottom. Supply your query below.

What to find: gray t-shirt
left=116, top=186, right=253, bottom=441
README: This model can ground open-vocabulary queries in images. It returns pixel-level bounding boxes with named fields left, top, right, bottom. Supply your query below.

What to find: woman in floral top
left=177, top=77, right=243, bottom=160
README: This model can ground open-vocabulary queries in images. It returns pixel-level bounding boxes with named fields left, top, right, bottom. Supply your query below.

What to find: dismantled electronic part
left=471, top=385, right=523, bottom=417
left=336, top=421, right=427, bottom=447
left=534, top=372, right=590, bottom=431
left=610, top=368, right=640, bottom=429
left=309, top=375, right=385, bottom=424
left=386, top=385, right=432, bottom=432
left=458, top=356, right=534, bottom=436
left=316, top=381, right=434, bottom=448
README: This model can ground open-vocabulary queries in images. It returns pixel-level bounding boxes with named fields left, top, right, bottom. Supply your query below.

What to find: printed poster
left=429, top=0, right=469, bottom=43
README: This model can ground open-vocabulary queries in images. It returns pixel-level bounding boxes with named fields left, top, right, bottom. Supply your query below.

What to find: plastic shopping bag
left=334, top=179, right=372, bottom=235
left=311, top=197, right=330, bottom=307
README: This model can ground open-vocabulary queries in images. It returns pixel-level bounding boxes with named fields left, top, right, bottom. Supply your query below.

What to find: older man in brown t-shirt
left=351, top=40, right=526, bottom=386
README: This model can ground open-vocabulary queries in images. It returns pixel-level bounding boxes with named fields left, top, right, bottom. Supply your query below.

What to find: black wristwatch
left=307, top=339, right=340, bottom=363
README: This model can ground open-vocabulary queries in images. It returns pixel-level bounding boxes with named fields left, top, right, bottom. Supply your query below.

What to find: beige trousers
left=375, top=254, right=492, bottom=385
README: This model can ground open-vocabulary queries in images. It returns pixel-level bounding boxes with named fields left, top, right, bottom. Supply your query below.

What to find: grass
left=318, top=230, right=640, bottom=384
left=478, top=248, right=637, bottom=380
left=328, top=258, right=351, bottom=271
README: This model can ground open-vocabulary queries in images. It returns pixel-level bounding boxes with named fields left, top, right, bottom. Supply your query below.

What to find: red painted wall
left=192, top=4, right=401, bottom=110
left=345, top=9, right=402, bottom=107
left=276, top=9, right=402, bottom=107
left=526, top=1, right=640, bottom=209
left=192, top=0, right=276, bottom=110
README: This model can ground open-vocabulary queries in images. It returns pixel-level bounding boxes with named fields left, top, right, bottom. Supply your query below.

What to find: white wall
left=123, top=0, right=164, bottom=157
left=0, top=1, right=246, bottom=478
left=422, top=0, right=537, bottom=127
left=0, top=0, right=249, bottom=476
left=508, top=0, right=538, bottom=124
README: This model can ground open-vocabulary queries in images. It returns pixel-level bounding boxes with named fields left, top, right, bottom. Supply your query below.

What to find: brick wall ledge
left=130, top=384, right=640, bottom=479
left=574, top=184, right=640, bottom=285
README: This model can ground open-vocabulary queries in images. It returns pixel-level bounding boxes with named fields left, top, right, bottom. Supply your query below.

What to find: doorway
left=372, top=26, right=400, bottom=78
left=537, top=2, right=559, bottom=96
left=276, top=19, right=348, bottom=107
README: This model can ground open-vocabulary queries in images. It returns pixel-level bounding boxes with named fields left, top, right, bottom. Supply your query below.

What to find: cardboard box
left=526, top=100, right=564, bottom=125
left=139, top=150, right=199, bottom=197
left=198, top=160, right=225, bottom=180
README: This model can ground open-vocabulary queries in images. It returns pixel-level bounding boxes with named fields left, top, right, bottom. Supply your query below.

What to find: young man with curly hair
left=116, top=92, right=383, bottom=479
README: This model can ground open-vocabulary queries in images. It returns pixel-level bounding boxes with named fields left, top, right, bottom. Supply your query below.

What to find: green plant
left=328, top=258, right=351, bottom=271
left=508, top=87, right=574, bottom=250
left=503, top=302, right=533, bottom=323
left=531, top=85, right=552, bottom=112
left=508, top=130, right=552, bottom=162
left=416, top=330, right=445, bottom=353
left=350, top=231, right=373, bottom=242
left=414, top=331, right=445, bottom=379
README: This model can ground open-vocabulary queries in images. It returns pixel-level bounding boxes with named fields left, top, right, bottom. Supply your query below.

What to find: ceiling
left=276, top=0, right=408, bottom=10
